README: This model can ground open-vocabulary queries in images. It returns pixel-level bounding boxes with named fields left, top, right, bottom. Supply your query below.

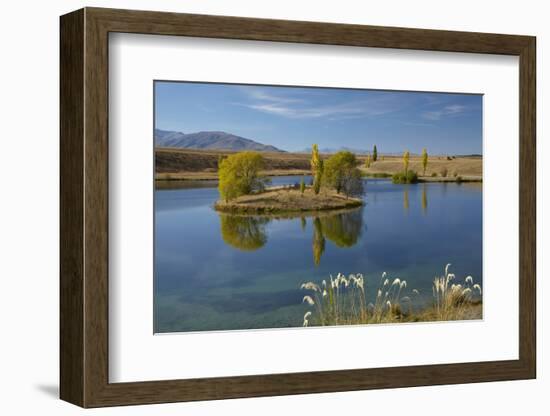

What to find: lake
left=154, top=176, right=482, bottom=333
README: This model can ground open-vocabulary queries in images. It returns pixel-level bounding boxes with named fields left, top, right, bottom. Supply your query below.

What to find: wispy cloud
left=236, top=87, right=403, bottom=120
left=422, top=104, right=467, bottom=121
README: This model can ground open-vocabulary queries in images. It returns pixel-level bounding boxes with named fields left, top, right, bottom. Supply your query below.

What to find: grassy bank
left=300, top=264, right=482, bottom=327
left=156, top=169, right=310, bottom=181
left=214, top=187, right=363, bottom=214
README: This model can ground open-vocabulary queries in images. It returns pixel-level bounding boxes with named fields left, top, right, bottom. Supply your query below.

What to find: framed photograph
left=60, top=7, right=536, bottom=408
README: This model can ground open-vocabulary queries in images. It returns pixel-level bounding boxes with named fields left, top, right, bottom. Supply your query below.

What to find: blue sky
left=155, top=81, right=482, bottom=155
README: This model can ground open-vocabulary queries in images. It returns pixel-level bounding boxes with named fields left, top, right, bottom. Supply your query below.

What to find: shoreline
left=214, top=187, right=363, bottom=214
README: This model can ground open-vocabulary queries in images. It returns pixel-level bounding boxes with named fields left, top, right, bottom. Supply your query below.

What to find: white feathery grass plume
left=386, top=301, right=392, bottom=309
left=322, top=289, right=328, bottom=297
left=473, top=284, right=482, bottom=295
left=465, top=276, right=473, bottom=285
left=400, top=281, right=407, bottom=289
left=412, top=289, right=420, bottom=295
left=302, top=295, right=315, bottom=305
left=391, top=278, right=401, bottom=287
left=301, top=282, right=320, bottom=292
left=445, top=263, right=451, bottom=276
left=303, top=311, right=312, bottom=327
left=383, top=278, right=389, bottom=286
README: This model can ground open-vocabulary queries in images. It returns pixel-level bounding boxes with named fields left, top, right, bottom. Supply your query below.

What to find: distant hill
left=154, top=129, right=284, bottom=152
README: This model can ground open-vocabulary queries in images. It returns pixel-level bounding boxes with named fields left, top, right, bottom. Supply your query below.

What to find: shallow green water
left=154, top=176, right=482, bottom=332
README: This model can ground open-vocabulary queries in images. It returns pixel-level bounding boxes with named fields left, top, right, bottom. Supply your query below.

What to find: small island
left=213, top=146, right=365, bottom=214
left=214, top=186, right=363, bottom=214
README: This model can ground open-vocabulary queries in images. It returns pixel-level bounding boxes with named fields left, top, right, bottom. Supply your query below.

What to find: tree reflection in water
left=421, top=184, right=428, bottom=215
left=217, top=207, right=364, bottom=265
left=219, top=214, right=270, bottom=251
left=312, top=217, right=325, bottom=266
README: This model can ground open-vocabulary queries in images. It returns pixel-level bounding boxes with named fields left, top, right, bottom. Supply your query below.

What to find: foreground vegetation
left=300, top=264, right=482, bottom=327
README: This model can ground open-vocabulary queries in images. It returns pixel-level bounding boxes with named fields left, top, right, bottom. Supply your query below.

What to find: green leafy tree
left=403, top=150, right=410, bottom=176
left=372, top=145, right=378, bottom=162
left=323, top=151, right=364, bottom=197
left=300, top=177, right=306, bottom=195
left=421, top=148, right=428, bottom=176
left=311, top=144, right=323, bottom=194
left=218, top=152, right=269, bottom=201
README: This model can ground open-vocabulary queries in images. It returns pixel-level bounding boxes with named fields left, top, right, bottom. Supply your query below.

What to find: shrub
left=300, top=177, right=306, bottom=195
left=392, top=170, right=418, bottom=184
left=453, top=171, right=458, bottom=178
left=431, top=172, right=437, bottom=177
left=455, top=176, right=463, bottom=183
left=440, top=167, right=448, bottom=177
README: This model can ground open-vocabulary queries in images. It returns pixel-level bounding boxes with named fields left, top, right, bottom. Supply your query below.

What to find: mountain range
left=154, top=129, right=283, bottom=152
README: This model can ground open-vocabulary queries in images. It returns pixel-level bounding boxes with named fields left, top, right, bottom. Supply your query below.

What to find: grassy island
left=215, top=148, right=365, bottom=214
left=214, top=186, right=363, bottom=214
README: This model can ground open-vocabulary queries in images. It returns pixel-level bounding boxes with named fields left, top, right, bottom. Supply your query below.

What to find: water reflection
left=421, top=184, right=428, bottom=215
left=217, top=207, right=364, bottom=265
left=312, top=217, right=326, bottom=266
left=219, top=215, right=270, bottom=251
left=403, top=187, right=409, bottom=212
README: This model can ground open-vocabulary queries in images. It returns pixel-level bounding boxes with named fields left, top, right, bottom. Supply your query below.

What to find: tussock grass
left=300, top=264, right=482, bottom=327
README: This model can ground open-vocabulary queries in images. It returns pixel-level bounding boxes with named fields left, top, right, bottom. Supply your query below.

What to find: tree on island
left=372, top=145, right=378, bottom=162
left=300, top=177, right=306, bottom=195
left=218, top=151, right=270, bottom=201
left=421, top=148, right=428, bottom=176
left=323, top=151, right=364, bottom=198
left=310, top=144, right=324, bottom=195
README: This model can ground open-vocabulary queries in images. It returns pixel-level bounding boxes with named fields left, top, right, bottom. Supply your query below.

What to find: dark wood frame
left=60, top=7, right=536, bottom=408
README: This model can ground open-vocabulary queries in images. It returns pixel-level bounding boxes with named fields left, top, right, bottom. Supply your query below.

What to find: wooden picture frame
left=60, top=7, right=536, bottom=408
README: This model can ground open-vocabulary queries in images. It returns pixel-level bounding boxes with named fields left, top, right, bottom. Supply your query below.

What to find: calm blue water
left=154, top=176, right=482, bottom=332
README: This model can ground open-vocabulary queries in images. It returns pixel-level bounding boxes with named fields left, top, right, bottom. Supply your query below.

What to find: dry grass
left=300, top=264, right=482, bottom=327
left=360, top=155, right=482, bottom=180
left=214, top=187, right=362, bottom=214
